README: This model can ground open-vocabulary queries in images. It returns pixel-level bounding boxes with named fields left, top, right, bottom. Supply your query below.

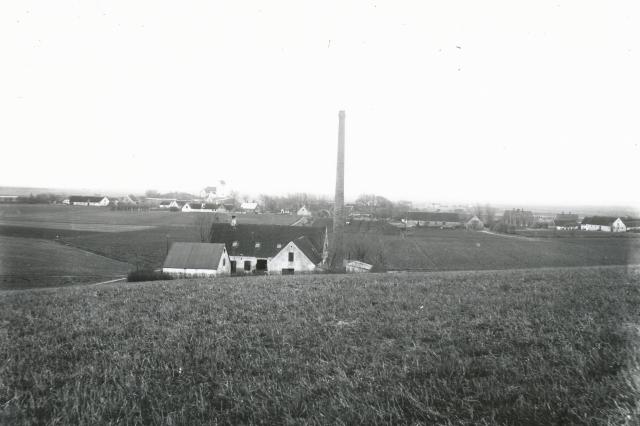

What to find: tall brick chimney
left=330, top=110, right=346, bottom=270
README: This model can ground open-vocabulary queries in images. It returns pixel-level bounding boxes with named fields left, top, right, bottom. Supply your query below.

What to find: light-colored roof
left=163, top=243, right=226, bottom=270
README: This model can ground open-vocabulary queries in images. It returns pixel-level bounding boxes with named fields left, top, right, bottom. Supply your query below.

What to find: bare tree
left=484, top=204, right=496, bottom=227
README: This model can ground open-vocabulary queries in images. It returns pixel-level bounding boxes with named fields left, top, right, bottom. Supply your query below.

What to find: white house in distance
left=296, top=205, right=312, bottom=216
left=69, top=196, right=110, bottom=206
left=209, top=223, right=327, bottom=274
left=162, top=242, right=230, bottom=277
left=200, top=181, right=229, bottom=202
left=240, top=202, right=259, bottom=213
left=464, top=215, right=484, bottom=231
left=580, top=216, right=626, bottom=232
left=404, top=211, right=463, bottom=228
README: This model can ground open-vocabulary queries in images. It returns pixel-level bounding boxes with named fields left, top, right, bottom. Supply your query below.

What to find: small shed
left=162, top=243, right=231, bottom=277
left=345, top=260, right=373, bottom=273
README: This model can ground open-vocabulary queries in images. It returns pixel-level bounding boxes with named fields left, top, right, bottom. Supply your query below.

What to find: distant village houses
left=0, top=195, right=20, bottom=203
left=200, top=181, right=229, bottom=202
left=553, top=213, right=580, bottom=230
left=502, top=209, right=535, bottom=228
left=580, top=216, right=626, bottom=232
left=404, top=212, right=464, bottom=229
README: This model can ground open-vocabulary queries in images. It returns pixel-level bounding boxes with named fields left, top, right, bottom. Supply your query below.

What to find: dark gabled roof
left=293, top=235, right=323, bottom=265
left=159, top=200, right=172, bottom=206
left=187, top=203, right=203, bottom=210
left=465, top=215, right=483, bottom=223
left=210, top=224, right=325, bottom=258
left=69, top=195, right=106, bottom=203
left=581, top=216, right=620, bottom=226
left=554, top=218, right=580, bottom=226
left=623, top=218, right=640, bottom=227
left=554, top=213, right=579, bottom=221
left=406, top=211, right=462, bottom=222
left=203, top=203, right=218, bottom=210
left=163, top=243, right=226, bottom=270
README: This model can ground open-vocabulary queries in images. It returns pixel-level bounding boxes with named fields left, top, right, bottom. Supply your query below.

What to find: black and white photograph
left=1, top=1, right=639, bottom=424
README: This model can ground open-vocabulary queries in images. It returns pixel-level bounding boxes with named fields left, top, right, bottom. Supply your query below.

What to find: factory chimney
left=330, top=110, right=346, bottom=270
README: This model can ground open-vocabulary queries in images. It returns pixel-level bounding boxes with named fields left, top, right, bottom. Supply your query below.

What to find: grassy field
left=2, top=223, right=639, bottom=290
left=0, top=205, right=302, bottom=288
left=1, top=204, right=638, bottom=289
left=515, top=228, right=640, bottom=239
left=0, top=204, right=300, bottom=228
left=0, top=236, right=131, bottom=289
left=347, top=228, right=640, bottom=271
left=1, top=267, right=638, bottom=424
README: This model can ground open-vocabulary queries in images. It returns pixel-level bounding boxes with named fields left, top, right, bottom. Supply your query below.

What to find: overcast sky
left=1, top=1, right=638, bottom=206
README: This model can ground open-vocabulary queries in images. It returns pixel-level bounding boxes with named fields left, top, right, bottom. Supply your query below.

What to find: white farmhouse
left=464, top=215, right=484, bottom=231
left=580, top=216, right=626, bottom=232
left=69, top=196, right=110, bottom=206
left=240, top=202, right=259, bottom=213
left=209, top=223, right=328, bottom=274
left=162, top=242, right=230, bottom=277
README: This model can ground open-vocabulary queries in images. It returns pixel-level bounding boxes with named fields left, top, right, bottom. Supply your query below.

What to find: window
left=244, top=261, right=251, bottom=271
left=276, top=243, right=282, bottom=249
left=223, top=258, right=226, bottom=266
left=232, top=241, right=238, bottom=247
left=255, top=242, right=261, bottom=248
left=288, top=252, right=294, bottom=262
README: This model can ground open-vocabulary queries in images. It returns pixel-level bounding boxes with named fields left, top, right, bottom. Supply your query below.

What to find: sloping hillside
left=1, top=267, right=638, bottom=424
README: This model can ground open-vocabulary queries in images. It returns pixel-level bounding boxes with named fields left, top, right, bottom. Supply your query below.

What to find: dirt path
left=479, top=230, right=547, bottom=242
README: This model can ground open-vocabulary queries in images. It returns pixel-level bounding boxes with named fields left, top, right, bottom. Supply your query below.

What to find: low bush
left=127, top=270, right=174, bottom=282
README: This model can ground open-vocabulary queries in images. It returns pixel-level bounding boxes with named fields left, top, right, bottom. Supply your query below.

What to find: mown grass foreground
left=1, top=267, right=639, bottom=425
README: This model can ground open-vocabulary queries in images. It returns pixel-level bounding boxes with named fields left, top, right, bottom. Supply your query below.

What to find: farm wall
left=582, top=224, right=612, bottom=232
left=162, top=268, right=222, bottom=277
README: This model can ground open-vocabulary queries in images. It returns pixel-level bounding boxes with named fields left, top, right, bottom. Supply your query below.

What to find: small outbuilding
left=345, top=260, right=373, bottom=273
left=162, top=242, right=231, bottom=277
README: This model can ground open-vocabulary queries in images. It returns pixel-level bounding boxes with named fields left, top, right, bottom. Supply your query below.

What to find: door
left=256, top=259, right=268, bottom=272
left=230, top=260, right=236, bottom=274
left=244, top=260, right=251, bottom=272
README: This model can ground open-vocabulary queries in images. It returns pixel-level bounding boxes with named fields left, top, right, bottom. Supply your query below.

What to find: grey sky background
left=1, top=1, right=638, bottom=206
